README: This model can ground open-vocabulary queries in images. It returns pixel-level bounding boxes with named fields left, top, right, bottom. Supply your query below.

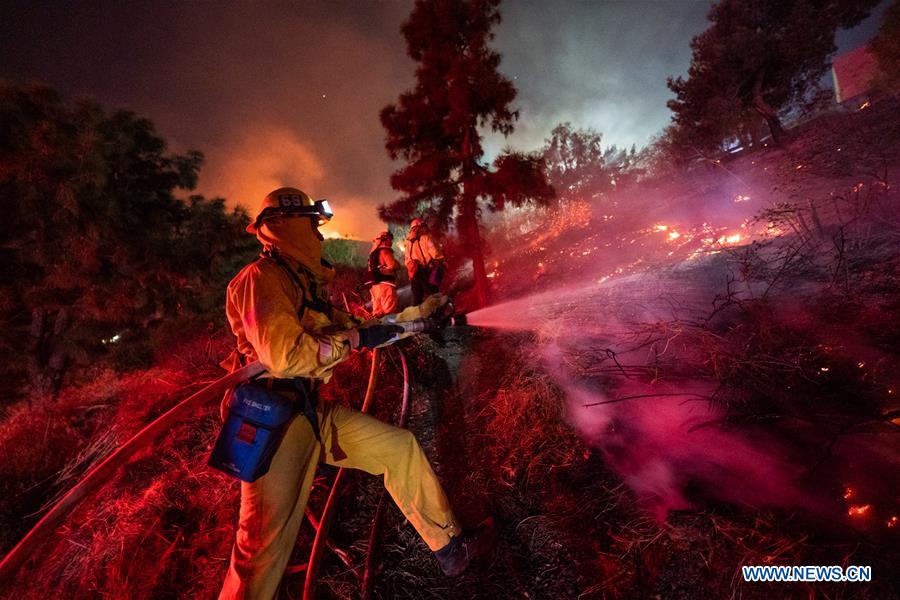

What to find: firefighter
left=218, top=188, right=489, bottom=599
left=367, top=230, right=400, bottom=316
left=405, top=217, right=445, bottom=305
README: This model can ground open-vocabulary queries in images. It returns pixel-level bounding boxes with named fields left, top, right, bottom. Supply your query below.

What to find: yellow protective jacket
left=404, top=232, right=443, bottom=276
left=225, top=255, right=355, bottom=382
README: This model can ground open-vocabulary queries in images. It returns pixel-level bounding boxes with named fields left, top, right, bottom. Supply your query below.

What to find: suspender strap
left=413, top=237, right=435, bottom=267
left=263, top=249, right=333, bottom=316
left=293, top=378, right=321, bottom=443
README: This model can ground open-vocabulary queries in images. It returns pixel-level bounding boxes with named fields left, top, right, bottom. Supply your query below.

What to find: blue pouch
left=208, top=382, right=296, bottom=482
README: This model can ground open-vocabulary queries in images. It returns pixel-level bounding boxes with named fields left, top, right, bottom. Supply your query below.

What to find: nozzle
left=392, top=311, right=467, bottom=336
left=397, top=319, right=429, bottom=334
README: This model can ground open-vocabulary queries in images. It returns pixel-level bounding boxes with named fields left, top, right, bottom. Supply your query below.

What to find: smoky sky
left=0, top=0, right=888, bottom=238
left=485, top=0, right=712, bottom=157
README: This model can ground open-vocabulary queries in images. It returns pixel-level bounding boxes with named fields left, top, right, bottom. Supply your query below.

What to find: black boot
left=434, top=518, right=496, bottom=577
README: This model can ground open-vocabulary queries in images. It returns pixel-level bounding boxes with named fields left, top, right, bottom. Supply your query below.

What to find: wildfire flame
left=848, top=504, right=872, bottom=517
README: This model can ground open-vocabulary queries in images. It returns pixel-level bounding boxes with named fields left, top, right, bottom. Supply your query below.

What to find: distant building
left=832, top=45, right=878, bottom=106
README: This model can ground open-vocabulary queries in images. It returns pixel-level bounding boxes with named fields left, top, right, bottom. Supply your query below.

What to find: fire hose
left=302, top=346, right=382, bottom=599
left=0, top=306, right=465, bottom=588
left=362, top=346, right=411, bottom=599
left=0, top=359, right=266, bottom=583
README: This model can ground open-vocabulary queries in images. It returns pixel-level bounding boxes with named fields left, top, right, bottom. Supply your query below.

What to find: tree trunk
left=47, top=307, right=71, bottom=391
left=26, top=307, right=71, bottom=396
left=459, top=187, right=489, bottom=309
left=460, top=127, right=489, bottom=309
left=26, top=308, right=51, bottom=398
left=752, top=73, right=784, bottom=145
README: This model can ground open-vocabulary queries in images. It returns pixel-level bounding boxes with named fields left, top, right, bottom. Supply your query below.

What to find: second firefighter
left=367, top=230, right=400, bottom=316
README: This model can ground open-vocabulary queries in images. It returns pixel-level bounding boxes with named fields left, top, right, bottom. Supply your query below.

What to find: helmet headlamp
left=315, top=199, right=333, bottom=222
left=248, top=190, right=334, bottom=233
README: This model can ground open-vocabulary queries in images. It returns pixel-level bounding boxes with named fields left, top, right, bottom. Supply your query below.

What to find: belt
left=266, top=377, right=315, bottom=393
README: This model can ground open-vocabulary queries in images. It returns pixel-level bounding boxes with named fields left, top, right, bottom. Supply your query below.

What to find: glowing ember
left=653, top=224, right=669, bottom=232
left=888, top=516, right=898, bottom=528
left=528, top=200, right=592, bottom=248
left=712, top=234, right=743, bottom=246
left=858, top=100, right=871, bottom=110
left=843, top=487, right=854, bottom=500
left=848, top=504, right=872, bottom=517
left=734, top=194, right=751, bottom=203
left=667, top=231, right=681, bottom=241
left=766, top=223, right=784, bottom=236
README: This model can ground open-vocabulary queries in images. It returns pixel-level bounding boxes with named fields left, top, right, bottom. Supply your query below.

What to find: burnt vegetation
left=2, top=0, right=900, bottom=598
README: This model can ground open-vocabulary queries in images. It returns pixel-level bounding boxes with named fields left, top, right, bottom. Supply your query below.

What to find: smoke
left=197, top=126, right=326, bottom=210
left=484, top=0, right=713, bottom=156
left=195, top=127, right=384, bottom=239
left=540, top=339, right=816, bottom=521
left=469, top=227, right=900, bottom=529
left=470, top=269, right=818, bottom=520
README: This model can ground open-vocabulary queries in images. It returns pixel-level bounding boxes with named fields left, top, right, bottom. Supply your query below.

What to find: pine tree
left=381, top=0, right=553, bottom=307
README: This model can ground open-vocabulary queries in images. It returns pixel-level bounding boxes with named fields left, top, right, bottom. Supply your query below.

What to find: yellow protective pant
left=370, top=282, right=398, bottom=316
left=218, top=400, right=459, bottom=600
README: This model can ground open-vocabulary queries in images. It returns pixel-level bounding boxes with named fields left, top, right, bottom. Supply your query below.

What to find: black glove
left=356, top=323, right=405, bottom=349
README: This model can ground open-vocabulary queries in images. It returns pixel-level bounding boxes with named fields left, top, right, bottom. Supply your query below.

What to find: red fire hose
left=0, top=360, right=265, bottom=584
